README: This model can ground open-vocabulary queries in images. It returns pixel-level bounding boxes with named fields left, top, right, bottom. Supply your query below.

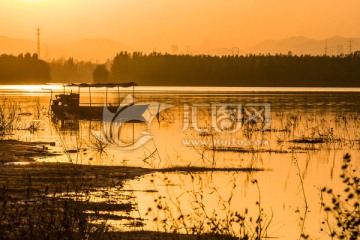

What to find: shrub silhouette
left=320, top=153, right=360, bottom=240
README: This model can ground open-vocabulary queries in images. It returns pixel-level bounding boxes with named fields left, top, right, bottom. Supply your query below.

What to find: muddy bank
left=0, top=162, right=154, bottom=198
left=0, top=139, right=157, bottom=239
left=97, top=232, right=237, bottom=240
left=0, top=139, right=154, bottom=196
left=0, top=139, right=60, bottom=164
left=0, top=139, right=254, bottom=240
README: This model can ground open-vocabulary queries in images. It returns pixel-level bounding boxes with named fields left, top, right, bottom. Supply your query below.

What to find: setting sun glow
left=1, top=0, right=359, bottom=53
left=19, top=0, right=49, bottom=3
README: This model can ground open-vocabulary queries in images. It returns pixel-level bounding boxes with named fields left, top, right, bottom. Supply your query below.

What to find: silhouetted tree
left=93, top=64, right=110, bottom=83
left=111, top=51, right=131, bottom=82
left=49, top=58, right=96, bottom=83
left=109, top=52, right=360, bottom=87
left=0, top=53, right=50, bottom=84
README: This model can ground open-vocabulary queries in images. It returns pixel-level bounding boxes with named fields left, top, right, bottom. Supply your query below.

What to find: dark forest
left=109, top=52, right=360, bottom=87
left=0, top=53, right=50, bottom=84
left=1, top=52, right=360, bottom=87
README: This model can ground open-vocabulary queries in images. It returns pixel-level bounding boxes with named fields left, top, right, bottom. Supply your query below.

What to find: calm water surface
left=1, top=85, right=360, bottom=239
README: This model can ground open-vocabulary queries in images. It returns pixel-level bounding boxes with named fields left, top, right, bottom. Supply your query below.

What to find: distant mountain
left=2, top=35, right=360, bottom=60
left=0, top=36, right=36, bottom=55
left=0, top=36, right=132, bottom=62
left=185, top=36, right=360, bottom=56
left=247, top=36, right=360, bottom=56
left=204, top=47, right=247, bottom=56
left=50, top=38, right=132, bottom=61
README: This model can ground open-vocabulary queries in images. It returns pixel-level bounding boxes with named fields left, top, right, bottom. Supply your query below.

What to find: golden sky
left=1, top=0, right=359, bottom=52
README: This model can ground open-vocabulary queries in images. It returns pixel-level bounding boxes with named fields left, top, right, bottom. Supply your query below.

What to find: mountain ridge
left=1, top=35, right=359, bottom=61
left=0, top=36, right=132, bottom=61
left=247, top=36, right=360, bottom=55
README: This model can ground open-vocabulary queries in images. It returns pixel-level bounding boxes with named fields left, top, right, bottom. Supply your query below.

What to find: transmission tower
left=231, top=47, right=240, bottom=56
left=36, top=27, right=41, bottom=57
left=348, top=40, right=353, bottom=54
left=324, top=39, right=328, bottom=56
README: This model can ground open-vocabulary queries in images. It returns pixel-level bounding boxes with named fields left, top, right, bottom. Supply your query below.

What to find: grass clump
left=0, top=185, right=108, bottom=240
left=145, top=174, right=272, bottom=240
left=0, top=97, right=21, bottom=136
left=320, top=153, right=360, bottom=240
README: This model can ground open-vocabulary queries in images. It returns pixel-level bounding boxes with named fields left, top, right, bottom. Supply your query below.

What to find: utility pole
left=36, top=27, right=41, bottom=58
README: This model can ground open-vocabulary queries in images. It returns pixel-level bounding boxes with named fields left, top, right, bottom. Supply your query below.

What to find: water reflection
left=1, top=88, right=360, bottom=239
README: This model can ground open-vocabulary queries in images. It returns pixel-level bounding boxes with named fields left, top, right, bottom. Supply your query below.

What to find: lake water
left=1, top=85, right=360, bottom=239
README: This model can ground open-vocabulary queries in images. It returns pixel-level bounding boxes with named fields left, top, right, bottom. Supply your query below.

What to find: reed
left=319, top=153, right=359, bottom=240
left=0, top=97, right=21, bottom=136
left=145, top=173, right=272, bottom=239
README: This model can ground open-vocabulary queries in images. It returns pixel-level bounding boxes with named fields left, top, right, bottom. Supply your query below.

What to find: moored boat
left=50, top=82, right=148, bottom=122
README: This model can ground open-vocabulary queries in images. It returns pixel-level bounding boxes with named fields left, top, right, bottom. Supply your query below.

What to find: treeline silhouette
left=1, top=52, right=359, bottom=86
left=0, top=53, right=50, bottom=84
left=50, top=58, right=98, bottom=83
left=109, top=52, right=360, bottom=87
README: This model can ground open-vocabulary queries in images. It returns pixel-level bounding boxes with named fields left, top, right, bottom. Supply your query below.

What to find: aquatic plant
left=87, top=132, right=109, bottom=153
left=0, top=183, right=109, bottom=239
left=0, top=163, right=147, bottom=239
left=320, top=153, right=360, bottom=240
left=0, top=97, right=21, bottom=136
left=145, top=173, right=272, bottom=239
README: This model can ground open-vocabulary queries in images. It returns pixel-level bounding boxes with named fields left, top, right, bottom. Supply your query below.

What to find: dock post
left=89, top=86, right=91, bottom=107
left=106, top=87, right=108, bottom=106
left=132, top=85, right=135, bottom=145
left=118, top=86, right=120, bottom=105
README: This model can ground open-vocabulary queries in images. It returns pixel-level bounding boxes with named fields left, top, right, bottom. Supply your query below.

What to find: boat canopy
left=65, top=82, right=137, bottom=88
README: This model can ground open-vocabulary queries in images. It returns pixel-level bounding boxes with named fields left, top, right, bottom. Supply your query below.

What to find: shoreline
left=0, top=139, right=255, bottom=239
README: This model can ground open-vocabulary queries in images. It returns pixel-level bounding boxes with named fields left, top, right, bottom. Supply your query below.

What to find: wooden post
left=106, top=87, right=108, bottom=105
left=89, top=86, right=91, bottom=107
left=132, top=85, right=135, bottom=145
left=117, top=86, right=120, bottom=105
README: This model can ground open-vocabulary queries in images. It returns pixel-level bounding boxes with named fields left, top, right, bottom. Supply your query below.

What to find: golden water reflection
left=1, top=88, right=359, bottom=239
